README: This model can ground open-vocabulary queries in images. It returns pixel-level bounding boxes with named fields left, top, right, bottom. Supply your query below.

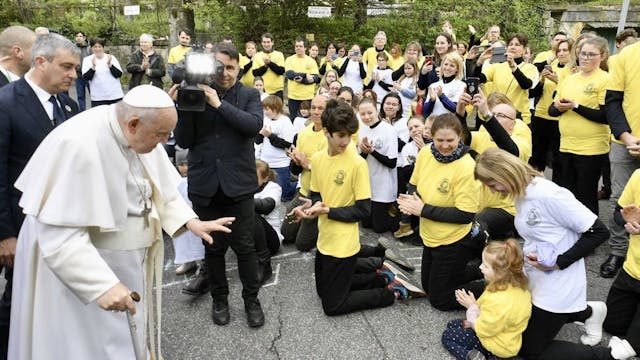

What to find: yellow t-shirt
left=362, top=47, right=391, bottom=85
left=470, top=130, right=532, bottom=163
left=311, top=147, right=371, bottom=258
left=167, top=45, right=192, bottom=64
left=607, top=42, right=640, bottom=145
left=534, top=63, right=573, bottom=120
left=475, top=286, right=532, bottom=358
left=296, top=123, right=327, bottom=197
left=388, top=55, right=405, bottom=71
left=555, top=69, right=610, bottom=155
left=482, top=62, right=538, bottom=124
left=409, top=148, right=479, bottom=247
left=285, top=55, right=319, bottom=100
left=239, top=54, right=255, bottom=88
left=617, top=169, right=640, bottom=280
left=478, top=186, right=516, bottom=216
left=252, top=50, right=285, bottom=94
left=532, top=49, right=554, bottom=64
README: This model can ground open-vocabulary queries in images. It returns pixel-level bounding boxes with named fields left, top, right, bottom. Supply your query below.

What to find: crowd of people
left=0, top=21, right=639, bottom=360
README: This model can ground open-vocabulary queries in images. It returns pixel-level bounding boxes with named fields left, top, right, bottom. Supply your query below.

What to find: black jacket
left=174, top=81, right=263, bottom=200
left=126, top=50, right=166, bottom=89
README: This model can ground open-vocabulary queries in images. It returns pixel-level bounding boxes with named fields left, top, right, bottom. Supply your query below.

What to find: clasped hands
left=286, top=198, right=329, bottom=223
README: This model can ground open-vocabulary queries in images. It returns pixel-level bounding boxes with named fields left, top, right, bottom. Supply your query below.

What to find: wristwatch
left=483, top=111, right=493, bottom=120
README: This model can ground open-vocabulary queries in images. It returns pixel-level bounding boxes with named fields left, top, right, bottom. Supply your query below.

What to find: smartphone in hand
left=544, top=64, right=553, bottom=72
left=491, top=47, right=507, bottom=63
left=465, top=77, right=480, bottom=96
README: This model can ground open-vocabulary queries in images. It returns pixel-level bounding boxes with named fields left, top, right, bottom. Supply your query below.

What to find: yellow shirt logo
left=438, top=178, right=450, bottom=194
left=334, top=169, right=346, bottom=185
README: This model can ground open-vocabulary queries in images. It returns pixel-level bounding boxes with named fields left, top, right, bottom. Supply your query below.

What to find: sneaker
left=580, top=301, right=607, bottom=345
left=389, top=277, right=425, bottom=302
left=466, top=350, right=486, bottom=360
left=385, top=248, right=416, bottom=272
left=377, top=236, right=393, bottom=250
left=609, top=336, right=637, bottom=360
left=377, top=266, right=395, bottom=285
left=175, top=261, right=197, bottom=275
left=382, top=260, right=411, bottom=280
left=393, top=222, right=414, bottom=238
left=393, top=271, right=426, bottom=297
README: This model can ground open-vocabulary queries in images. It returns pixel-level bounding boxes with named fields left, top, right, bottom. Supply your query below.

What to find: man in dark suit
left=0, top=33, right=80, bottom=359
left=173, top=43, right=265, bottom=328
left=0, top=26, right=36, bottom=88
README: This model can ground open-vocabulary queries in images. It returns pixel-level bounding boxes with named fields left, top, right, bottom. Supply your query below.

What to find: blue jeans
left=75, top=77, right=89, bottom=111
left=273, top=166, right=296, bottom=201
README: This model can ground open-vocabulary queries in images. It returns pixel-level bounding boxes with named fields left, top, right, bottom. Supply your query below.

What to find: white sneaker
left=609, top=336, right=637, bottom=360
left=580, top=301, right=607, bottom=345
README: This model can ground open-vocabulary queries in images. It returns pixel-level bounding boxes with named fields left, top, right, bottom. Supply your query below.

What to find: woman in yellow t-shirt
left=549, top=36, right=609, bottom=215
left=529, top=39, right=574, bottom=182
left=397, top=113, right=482, bottom=311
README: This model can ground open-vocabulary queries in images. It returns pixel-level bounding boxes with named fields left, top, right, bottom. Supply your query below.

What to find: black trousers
left=421, top=235, right=485, bottom=311
left=558, top=152, right=607, bottom=215
left=315, top=246, right=394, bottom=316
left=90, top=98, right=122, bottom=107
left=193, top=191, right=259, bottom=301
left=362, top=201, right=398, bottom=234
left=256, top=214, right=280, bottom=256
left=529, top=116, right=561, bottom=183
left=519, top=305, right=592, bottom=359
left=604, top=269, right=640, bottom=353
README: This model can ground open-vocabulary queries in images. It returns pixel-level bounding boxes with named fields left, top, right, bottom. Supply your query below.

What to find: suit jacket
left=0, top=74, right=9, bottom=88
left=174, top=81, right=263, bottom=201
left=0, top=78, right=79, bottom=239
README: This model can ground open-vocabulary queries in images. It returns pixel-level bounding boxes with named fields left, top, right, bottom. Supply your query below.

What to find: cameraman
left=171, top=43, right=265, bottom=328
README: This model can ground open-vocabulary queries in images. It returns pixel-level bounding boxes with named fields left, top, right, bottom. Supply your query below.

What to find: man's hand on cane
left=97, top=282, right=137, bottom=314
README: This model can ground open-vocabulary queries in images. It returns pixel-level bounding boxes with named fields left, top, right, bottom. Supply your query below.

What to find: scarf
left=430, top=141, right=468, bottom=163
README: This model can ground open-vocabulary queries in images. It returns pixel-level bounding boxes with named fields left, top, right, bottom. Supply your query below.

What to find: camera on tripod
left=173, top=51, right=224, bottom=112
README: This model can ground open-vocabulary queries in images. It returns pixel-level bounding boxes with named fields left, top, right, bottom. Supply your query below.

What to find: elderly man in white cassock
left=8, top=85, right=234, bottom=360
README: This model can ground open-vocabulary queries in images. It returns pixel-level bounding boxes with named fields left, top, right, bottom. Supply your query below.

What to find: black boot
left=212, top=296, right=230, bottom=325
left=244, top=298, right=265, bottom=328
left=257, top=261, right=273, bottom=285
left=182, top=262, right=210, bottom=296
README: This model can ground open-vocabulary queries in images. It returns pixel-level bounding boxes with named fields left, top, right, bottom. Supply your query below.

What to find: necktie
left=48, top=95, right=66, bottom=126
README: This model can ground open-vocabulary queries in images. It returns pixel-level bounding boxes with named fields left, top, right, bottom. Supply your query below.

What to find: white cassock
left=8, top=105, right=196, bottom=360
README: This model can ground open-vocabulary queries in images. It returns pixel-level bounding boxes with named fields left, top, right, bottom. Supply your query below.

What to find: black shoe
left=245, top=298, right=265, bottom=328
left=181, top=266, right=210, bottom=296
left=257, top=261, right=273, bottom=285
left=600, top=254, right=624, bottom=278
left=212, top=297, right=230, bottom=325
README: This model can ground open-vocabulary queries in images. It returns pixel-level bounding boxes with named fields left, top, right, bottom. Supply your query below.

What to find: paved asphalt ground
left=159, top=198, right=623, bottom=360
left=58, top=87, right=632, bottom=359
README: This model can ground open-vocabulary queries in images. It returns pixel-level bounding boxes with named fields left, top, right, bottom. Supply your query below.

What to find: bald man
left=0, top=26, right=36, bottom=87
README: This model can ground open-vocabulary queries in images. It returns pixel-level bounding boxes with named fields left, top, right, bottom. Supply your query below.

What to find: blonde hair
left=582, top=36, right=609, bottom=72
left=474, top=148, right=541, bottom=199
left=399, top=58, right=418, bottom=87
left=483, top=239, right=529, bottom=292
left=441, top=52, right=464, bottom=80
left=486, top=92, right=514, bottom=109
left=255, top=159, right=276, bottom=182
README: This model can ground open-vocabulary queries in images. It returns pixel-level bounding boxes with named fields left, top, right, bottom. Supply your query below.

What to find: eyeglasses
left=578, top=52, right=601, bottom=59
left=494, top=112, right=515, bottom=121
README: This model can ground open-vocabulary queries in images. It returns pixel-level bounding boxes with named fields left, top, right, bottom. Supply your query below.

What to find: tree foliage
left=1, top=0, right=549, bottom=52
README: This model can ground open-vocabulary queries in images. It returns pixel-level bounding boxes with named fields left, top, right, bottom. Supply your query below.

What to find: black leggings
left=519, top=305, right=592, bottom=359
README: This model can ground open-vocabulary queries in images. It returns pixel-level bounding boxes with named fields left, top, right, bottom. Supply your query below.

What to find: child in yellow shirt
left=442, top=239, right=532, bottom=359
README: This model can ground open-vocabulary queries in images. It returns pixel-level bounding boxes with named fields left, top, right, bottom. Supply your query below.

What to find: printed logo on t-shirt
left=583, top=83, right=595, bottom=96
left=374, top=138, right=383, bottom=150
left=437, top=178, right=450, bottom=194
left=406, top=155, right=416, bottom=164
left=526, top=207, right=541, bottom=226
left=334, top=169, right=346, bottom=185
